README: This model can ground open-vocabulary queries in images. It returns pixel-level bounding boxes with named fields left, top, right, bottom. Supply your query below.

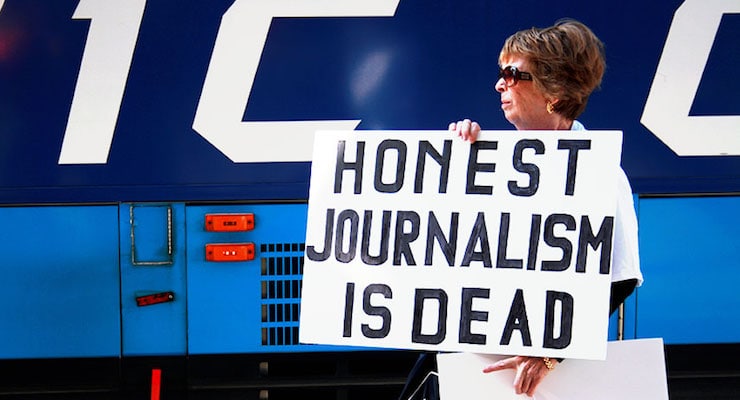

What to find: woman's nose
left=494, top=78, right=506, bottom=93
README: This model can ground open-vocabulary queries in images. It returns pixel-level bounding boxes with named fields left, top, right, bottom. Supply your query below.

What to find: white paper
left=436, top=338, right=669, bottom=400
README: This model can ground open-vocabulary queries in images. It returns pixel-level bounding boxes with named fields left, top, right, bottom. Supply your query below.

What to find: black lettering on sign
left=496, top=212, right=522, bottom=269
left=334, top=140, right=365, bottom=194
left=343, top=282, right=355, bottom=337
left=459, top=288, right=489, bottom=345
left=526, top=214, right=542, bottom=270
left=361, top=284, right=393, bottom=339
left=411, top=288, right=448, bottom=345
left=576, top=216, right=614, bottom=275
left=306, top=208, right=335, bottom=261
left=415, top=140, right=452, bottom=194
left=500, top=288, right=532, bottom=346
left=335, top=209, right=360, bottom=263
left=308, top=209, right=610, bottom=273
left=509, top=139, right=544, bottom=196
left=461, top=212, right=492, bottom=267
left=557, top=139, right=591, bottom=196
left=424, top=211, right=459, bottom=266
left=466, top=141, right=498, bottom=195
left=393, top=211, right=420, bottom=265
left=360, top=210, right=392, bottom=265
left=543, top=290, right=574, bottom=349
left=542, top=214, right=576, bottom=271
left=374, top=140, right=407, bottom=193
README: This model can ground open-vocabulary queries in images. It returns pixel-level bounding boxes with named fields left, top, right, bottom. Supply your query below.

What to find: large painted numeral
left=192, top=0, right=400, bottom=163
left=59, top=0, right=400, bottom=165
left=58, top=0, right=146, bottom=164
left=641, top=0, right=740, bottom=156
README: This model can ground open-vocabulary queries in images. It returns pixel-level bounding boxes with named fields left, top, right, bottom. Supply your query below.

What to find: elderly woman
left=399, top=19, right=643, bottom=399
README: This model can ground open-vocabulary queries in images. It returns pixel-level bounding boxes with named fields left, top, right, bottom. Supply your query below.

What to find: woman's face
left=495, top=55, right=552, bottom=130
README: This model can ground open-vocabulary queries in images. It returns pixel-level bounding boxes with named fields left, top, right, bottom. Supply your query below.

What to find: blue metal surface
left=120, top=203, right=188, bottom=356
left=186, top=203, right=319, bottom=354
left=0, top=194, right=737, bottom=360
left=0, top=0, right=738, bottom=362
left=0, top=205, right=120, bottom=359
left=636, top=196, right=740, bottom=344
left=0, top=0, right=738, bottom=204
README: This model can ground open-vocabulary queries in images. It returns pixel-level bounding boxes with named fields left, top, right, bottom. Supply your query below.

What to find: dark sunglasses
left=498, top=65, right=533, bottom=87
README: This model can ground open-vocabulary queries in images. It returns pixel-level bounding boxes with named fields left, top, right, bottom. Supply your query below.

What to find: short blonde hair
left=500, top=19, right=605, bottom=120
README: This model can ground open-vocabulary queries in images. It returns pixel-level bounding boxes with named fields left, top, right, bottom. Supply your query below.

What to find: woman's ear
left=546, top=98, right=560, bottom=114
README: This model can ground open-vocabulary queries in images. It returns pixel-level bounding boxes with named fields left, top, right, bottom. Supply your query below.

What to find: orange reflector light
left=205, top=213, right=255, bottom=232
left=205, top=243, right=255, bottom=262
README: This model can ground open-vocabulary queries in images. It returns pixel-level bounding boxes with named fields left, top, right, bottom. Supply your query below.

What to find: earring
left=546, top=101, right=555, bottom=114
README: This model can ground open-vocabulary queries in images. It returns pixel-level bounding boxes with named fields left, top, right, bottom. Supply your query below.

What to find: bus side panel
left=0, top=205, right=121, bottom=359
left=186, top=203, right=311, bottom=354
left=120, top=203, right=188, bottom=356
left=636, top=195, right=740, bottom=344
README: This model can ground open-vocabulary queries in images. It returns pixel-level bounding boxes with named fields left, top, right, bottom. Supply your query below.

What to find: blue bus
left=0, top=0, right=738, bottom=398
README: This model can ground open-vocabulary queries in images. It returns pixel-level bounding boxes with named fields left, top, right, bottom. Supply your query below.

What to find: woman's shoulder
left=570, top=120, right=586, bottom=131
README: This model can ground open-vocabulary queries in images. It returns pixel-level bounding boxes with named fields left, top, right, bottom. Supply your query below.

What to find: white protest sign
left=436, top=338, right=669, bottom=400
left=299, top=130, right=623, bottom=360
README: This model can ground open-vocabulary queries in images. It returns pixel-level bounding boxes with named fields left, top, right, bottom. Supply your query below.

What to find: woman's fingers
left=482, top=357, right=515, bottom=373
left=448, top=119, right=480, bottom=142
left=483, top=356, right=550, bottom=396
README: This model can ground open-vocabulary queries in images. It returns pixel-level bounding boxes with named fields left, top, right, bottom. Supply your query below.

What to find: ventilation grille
left=260, top=243, right=305, bottom=347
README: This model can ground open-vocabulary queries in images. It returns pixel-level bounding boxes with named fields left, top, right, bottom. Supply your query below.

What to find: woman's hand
left=449, top=118, right=480, bottom=143
left=482, top=356, right=557, bottom=397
